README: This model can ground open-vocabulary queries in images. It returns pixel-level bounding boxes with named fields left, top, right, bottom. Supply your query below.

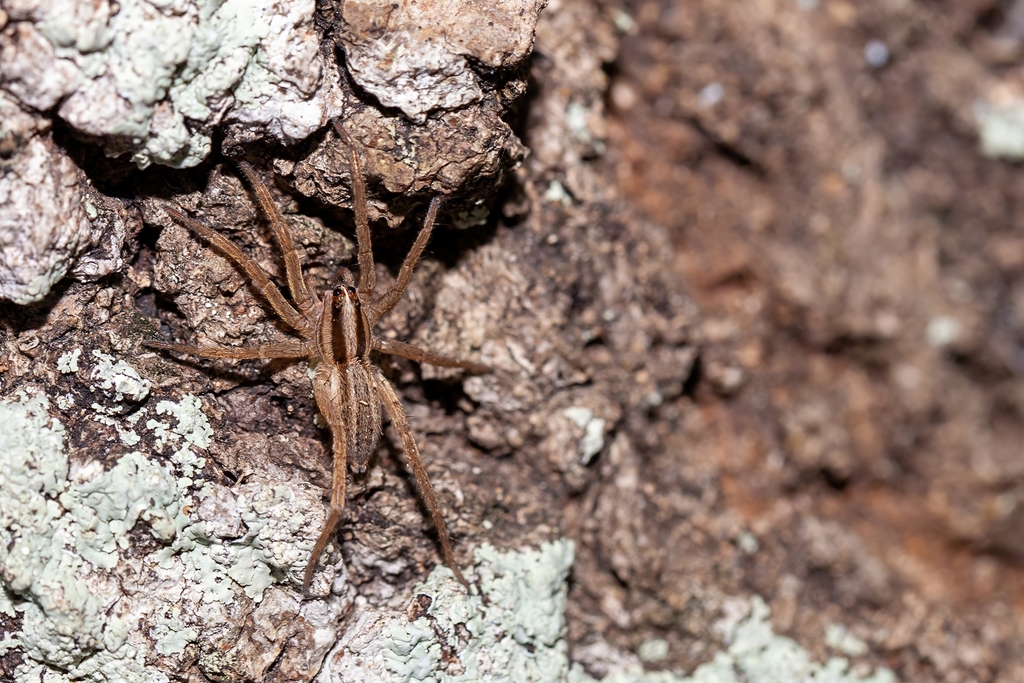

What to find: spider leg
left=374, top=338, right=490, bottom=373
left=303, top=464, right=346, bottom=592
left=372, top=368, right=469, bottom=588
left=164, top=207, right=311, bottom=335
left=333, top=122, right=377, bottom=300
left=237, top=162, right=315, bottom=313
left=368, top=197, right=442, bottom=327
left=305, top=373, right=352, bottom=592
left=144, top=340, right=308, bottom=360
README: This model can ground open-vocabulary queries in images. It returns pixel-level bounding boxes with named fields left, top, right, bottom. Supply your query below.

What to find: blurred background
left=582, top=0, right=1024, bottom=677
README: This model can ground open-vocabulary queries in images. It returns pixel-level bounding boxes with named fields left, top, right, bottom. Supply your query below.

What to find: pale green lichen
left=152, top=607, right=199, bottom=657
left=90, top=407, right=145, bottom=447
left=147, top=395, right=212, bottom=449
left=569, top=597, right=897, bottom=683
left=382, top=540, right=575, bottom=683
left=88, top=351, right=157, bottom=444
left=0, top=389, right=177, bottom=680
left=65, top=450, right=190, bottom=569
left=24, top=0, right=330, bottom=169
left=155, top=395, right=212, bottom=449
left=89, top=350, right=152, bottom=403
left=122, top=391, right=315, bottom=606
left=0, top=588, right=15, bottom=618
left=119, top=427, right=142, bottom=447
left=385, top=617, right=441, bottom=681
left=638, top=638, right=670, bottom=663
left=825, top=623, right=869, bottom=658
left=150, top=394, right=212, bottom=479
left=566, top=100, right=593, bottom=144
left=168, top=481, right=321, bottom=602
left=47, top=0, right=267, bottom=168
left=372, top=536, right=894, bottom=683
left=57, top=348, right=81, bottom=374
left=452, top=198, right=492, bottom=228
left=1, top=359, right=328, bottom=680
left=0, top=384, right=315, bottom=680
left=735, top=531, right=759, bottom=555
left=974, top=96, right=1024, bottom=160
left=0, top=390, right=73, bottom=609
left=563, top=406, right=606, bottom=464
left=544, top=180, right=573, bottom=206
left=0, top=631, right=16, bottom=657
left=377, top=541, right=895, bottom=683
left=14, top=647, right=168, bottom=683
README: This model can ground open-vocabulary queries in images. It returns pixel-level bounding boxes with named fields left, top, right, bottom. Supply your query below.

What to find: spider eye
left=333, top=287, right=342, bottom=297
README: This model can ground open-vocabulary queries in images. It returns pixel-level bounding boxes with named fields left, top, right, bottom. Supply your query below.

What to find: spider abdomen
left=313, top=360, right=382, bottom=474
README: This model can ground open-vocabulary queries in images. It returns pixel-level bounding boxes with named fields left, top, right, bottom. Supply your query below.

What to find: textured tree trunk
left=3, top=0, right=1019, bottom=682
left=1, top=1, right=654, bottom=680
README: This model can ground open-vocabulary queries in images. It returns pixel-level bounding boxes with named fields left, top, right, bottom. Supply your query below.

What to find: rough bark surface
left=1, top=0, right=1023, bottom=682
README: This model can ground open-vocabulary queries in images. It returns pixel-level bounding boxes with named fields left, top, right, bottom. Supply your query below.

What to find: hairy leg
left=164, top=207, right=311, bottom=335
left=373, top=369, right=469, bottom=588
left=144, top=340, right=308, bottom=360
left=303, top=442, right=347, bottom=592
left=368, top=197, right=441, bottom=326
left=236, top=162, right=315, bottom=313
left=303, top=459, right=346, bottom=591
left=305, top=377, right=353, bottom=592
left=374, top=338, right=490, bottom=373
left=333, top=122, right=376, bottom=300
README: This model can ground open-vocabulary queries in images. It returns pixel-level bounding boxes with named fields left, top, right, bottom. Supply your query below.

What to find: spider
left=146, top=122, right=486, bottom=591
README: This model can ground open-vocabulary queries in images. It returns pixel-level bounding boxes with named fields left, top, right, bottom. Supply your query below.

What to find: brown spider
left=146, top=123, right=486, bottom=591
